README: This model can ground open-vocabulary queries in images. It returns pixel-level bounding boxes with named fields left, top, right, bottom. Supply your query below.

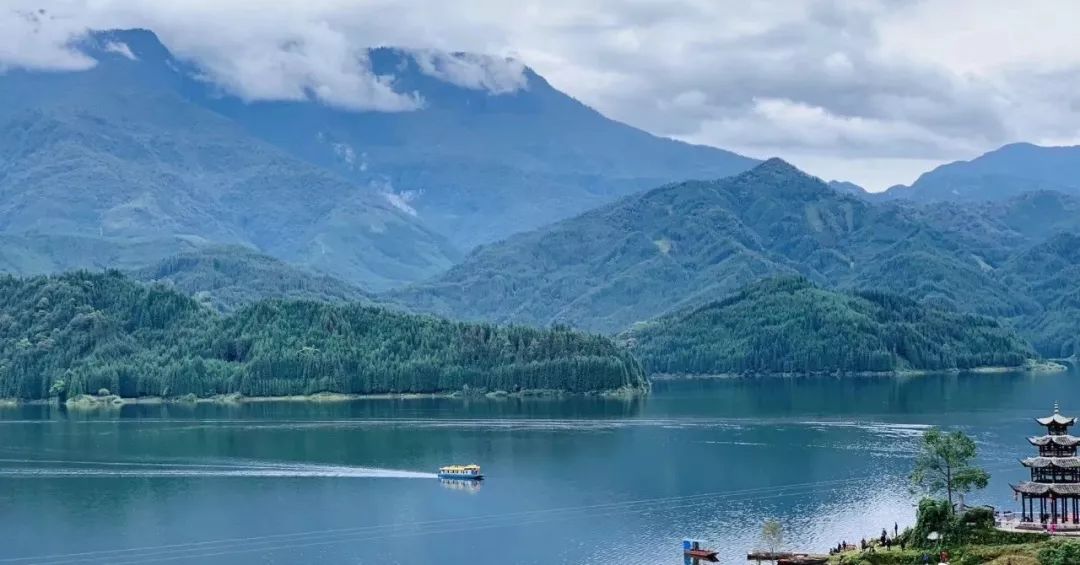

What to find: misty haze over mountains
left=3, top=27, right=1080, bottom=357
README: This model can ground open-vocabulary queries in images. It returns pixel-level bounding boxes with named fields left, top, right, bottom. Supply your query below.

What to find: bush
left=911, top=498, right=953, bottom=548
left=962, top=507, right=995, bottom=530
left=1039, top=541, right=1080, bottom=565
left=97, top=388, right=110, bottom=397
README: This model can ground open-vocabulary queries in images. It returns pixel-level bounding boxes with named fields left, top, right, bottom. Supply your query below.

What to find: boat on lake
left=437, top=464, right=484, bottom=480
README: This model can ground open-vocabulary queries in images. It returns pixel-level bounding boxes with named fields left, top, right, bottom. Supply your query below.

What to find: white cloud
left=683, top=97, right=984, bottom=161
left=4, top=0, right=1080, bottom=189
left=410, top=50, right=527, bottom=94
left=0, top=7, right=95, bottom=72
left=381, top=188, right=422, bottom=217
left=103, top=40, right=136, bottom=60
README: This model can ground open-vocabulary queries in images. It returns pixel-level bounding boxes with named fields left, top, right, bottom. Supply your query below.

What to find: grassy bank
left=827, top=538, right=1077, bottom=564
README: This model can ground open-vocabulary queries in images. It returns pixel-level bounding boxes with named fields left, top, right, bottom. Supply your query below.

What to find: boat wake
left=0, top=458, right=436, bottom=479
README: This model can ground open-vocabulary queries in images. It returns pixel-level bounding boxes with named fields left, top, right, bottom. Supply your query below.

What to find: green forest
left=130, top=245, right=376, bottom=313
left=621, top=277, right=1034, bottom=375
left=0, top=272, right=646, bottom=401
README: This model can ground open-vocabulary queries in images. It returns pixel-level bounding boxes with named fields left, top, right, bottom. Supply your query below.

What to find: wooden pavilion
left=1012, top=403, right=1080, bottom=525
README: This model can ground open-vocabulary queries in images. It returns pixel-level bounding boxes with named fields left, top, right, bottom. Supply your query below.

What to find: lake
left=1, top=370, right=1075, bottom=564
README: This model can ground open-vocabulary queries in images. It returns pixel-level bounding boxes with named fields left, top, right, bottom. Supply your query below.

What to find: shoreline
left=2, top=386, right=648, bottom=408
left=649, top=360, right=1069, bottom=381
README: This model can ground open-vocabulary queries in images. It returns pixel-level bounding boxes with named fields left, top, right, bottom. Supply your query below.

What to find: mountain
left=827, top=180, right=869, bottom=196
left=130, top=246, right=376, bottom=312
left=0, top=29, right=460, bottom=291
left=395, top=159, right=1021, bottom=332
left=1, top=27, right=756, bottom=283
left=620, top=277, right=1033, bottom=375
left=194, top=45, right=759, bottom=250
left=999, top=233, right=1080, bottom=357
left=882, top=143, right=1080, bottom=202
left=0, top=271, right=645, bottom=400
left=898, top=190, right=1080, bottom=258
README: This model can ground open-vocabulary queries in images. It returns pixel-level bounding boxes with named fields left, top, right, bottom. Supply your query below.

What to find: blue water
left=0, top=370, right=1073, bottom=564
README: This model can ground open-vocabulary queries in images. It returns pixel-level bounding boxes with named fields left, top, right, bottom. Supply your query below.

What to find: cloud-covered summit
left=1, top=6, right=531, bottom=113
left=4, top=1, right=1080, bottom=190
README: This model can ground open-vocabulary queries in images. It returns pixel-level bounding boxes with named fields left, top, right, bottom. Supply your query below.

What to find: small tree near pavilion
left=910, top=428, right=990, bottom=514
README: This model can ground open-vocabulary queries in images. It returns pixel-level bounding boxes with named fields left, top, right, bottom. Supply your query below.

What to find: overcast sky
left=5, top=0, right=1080, bottom=190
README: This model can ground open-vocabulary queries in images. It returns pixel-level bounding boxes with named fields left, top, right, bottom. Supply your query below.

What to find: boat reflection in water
left=439, top=477, right=483, bottom=493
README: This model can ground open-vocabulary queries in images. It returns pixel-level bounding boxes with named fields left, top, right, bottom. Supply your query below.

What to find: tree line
left=0, top=271, right=646, bottom=400
left=622, top=277, right=1034, bottom=375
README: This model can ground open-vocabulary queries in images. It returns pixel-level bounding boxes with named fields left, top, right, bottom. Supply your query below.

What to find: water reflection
left=439, top=477, right=483, bottom=493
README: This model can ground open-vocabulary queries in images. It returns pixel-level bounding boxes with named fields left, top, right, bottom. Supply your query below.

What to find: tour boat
left=437, top=464, right=484, bottom=480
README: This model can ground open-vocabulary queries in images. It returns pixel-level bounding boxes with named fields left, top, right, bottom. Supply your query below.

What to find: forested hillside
left=0, top=32, right=460, bottom=290
left=1000, top=233, right=1080, bottom=357
left=621, top=278, right=1033, bottom=375
left=396, top=159, right=1080, bottom=356
left=396, top=159, right=1025, bottom=332
left=0, top=272, right=645, bottom=401
left=131, top=246, right=377, bottom=312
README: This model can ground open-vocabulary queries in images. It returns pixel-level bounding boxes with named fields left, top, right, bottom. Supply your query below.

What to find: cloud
left=3, top=0, right=1080, bottom=189
left=0, top=8, right=95, bottom=72
left=685, top=97, right=981, bottom=159
left=103, top=40, right=136, bottom=60
left=410, top=50, right=527, bottom=94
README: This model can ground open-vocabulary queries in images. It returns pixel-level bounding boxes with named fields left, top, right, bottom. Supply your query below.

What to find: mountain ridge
left=881, top=142, right=1080, bottom=202
left=394, top=158, right=1004, bottom=332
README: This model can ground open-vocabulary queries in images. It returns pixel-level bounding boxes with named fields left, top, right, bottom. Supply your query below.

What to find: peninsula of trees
left=621, top=278, right=1034, bottom=376
left=0, top=272, right=646, bottom=401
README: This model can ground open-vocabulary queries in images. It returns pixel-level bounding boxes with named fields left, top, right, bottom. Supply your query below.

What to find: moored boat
left=683, top=539, right=718, bottom=561
left=438, top=464, right=484, bottom=480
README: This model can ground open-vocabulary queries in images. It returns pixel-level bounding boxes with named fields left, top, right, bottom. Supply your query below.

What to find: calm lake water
left=1, top=370, right=1077, bottom=565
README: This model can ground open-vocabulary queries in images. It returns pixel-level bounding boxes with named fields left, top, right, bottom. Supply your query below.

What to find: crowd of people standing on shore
left=829, top=523, right=905, bottom=556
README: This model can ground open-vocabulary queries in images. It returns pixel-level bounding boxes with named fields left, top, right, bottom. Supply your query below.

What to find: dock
left=747, top=551, right=828, bottom=564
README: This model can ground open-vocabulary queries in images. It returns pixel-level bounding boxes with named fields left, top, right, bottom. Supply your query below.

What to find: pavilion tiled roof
left=1036, top=403, right=1076, bottom=427
left=1022, top=457, right=1080, bottom=468
left=1029, top=435, right=1080, bottom=447
left=1012, top=482, right=1080, bottom=495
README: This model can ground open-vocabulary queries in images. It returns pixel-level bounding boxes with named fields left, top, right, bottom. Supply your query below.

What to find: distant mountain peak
left=731, top=157, right=833, bottom=199
left=82, top=29, right=174, bottom=65
left=882, top=141, right=1080, bottom=203
left=753, top=157, right=804, bottom=175
left=827, top=180, right=869, bottom=197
